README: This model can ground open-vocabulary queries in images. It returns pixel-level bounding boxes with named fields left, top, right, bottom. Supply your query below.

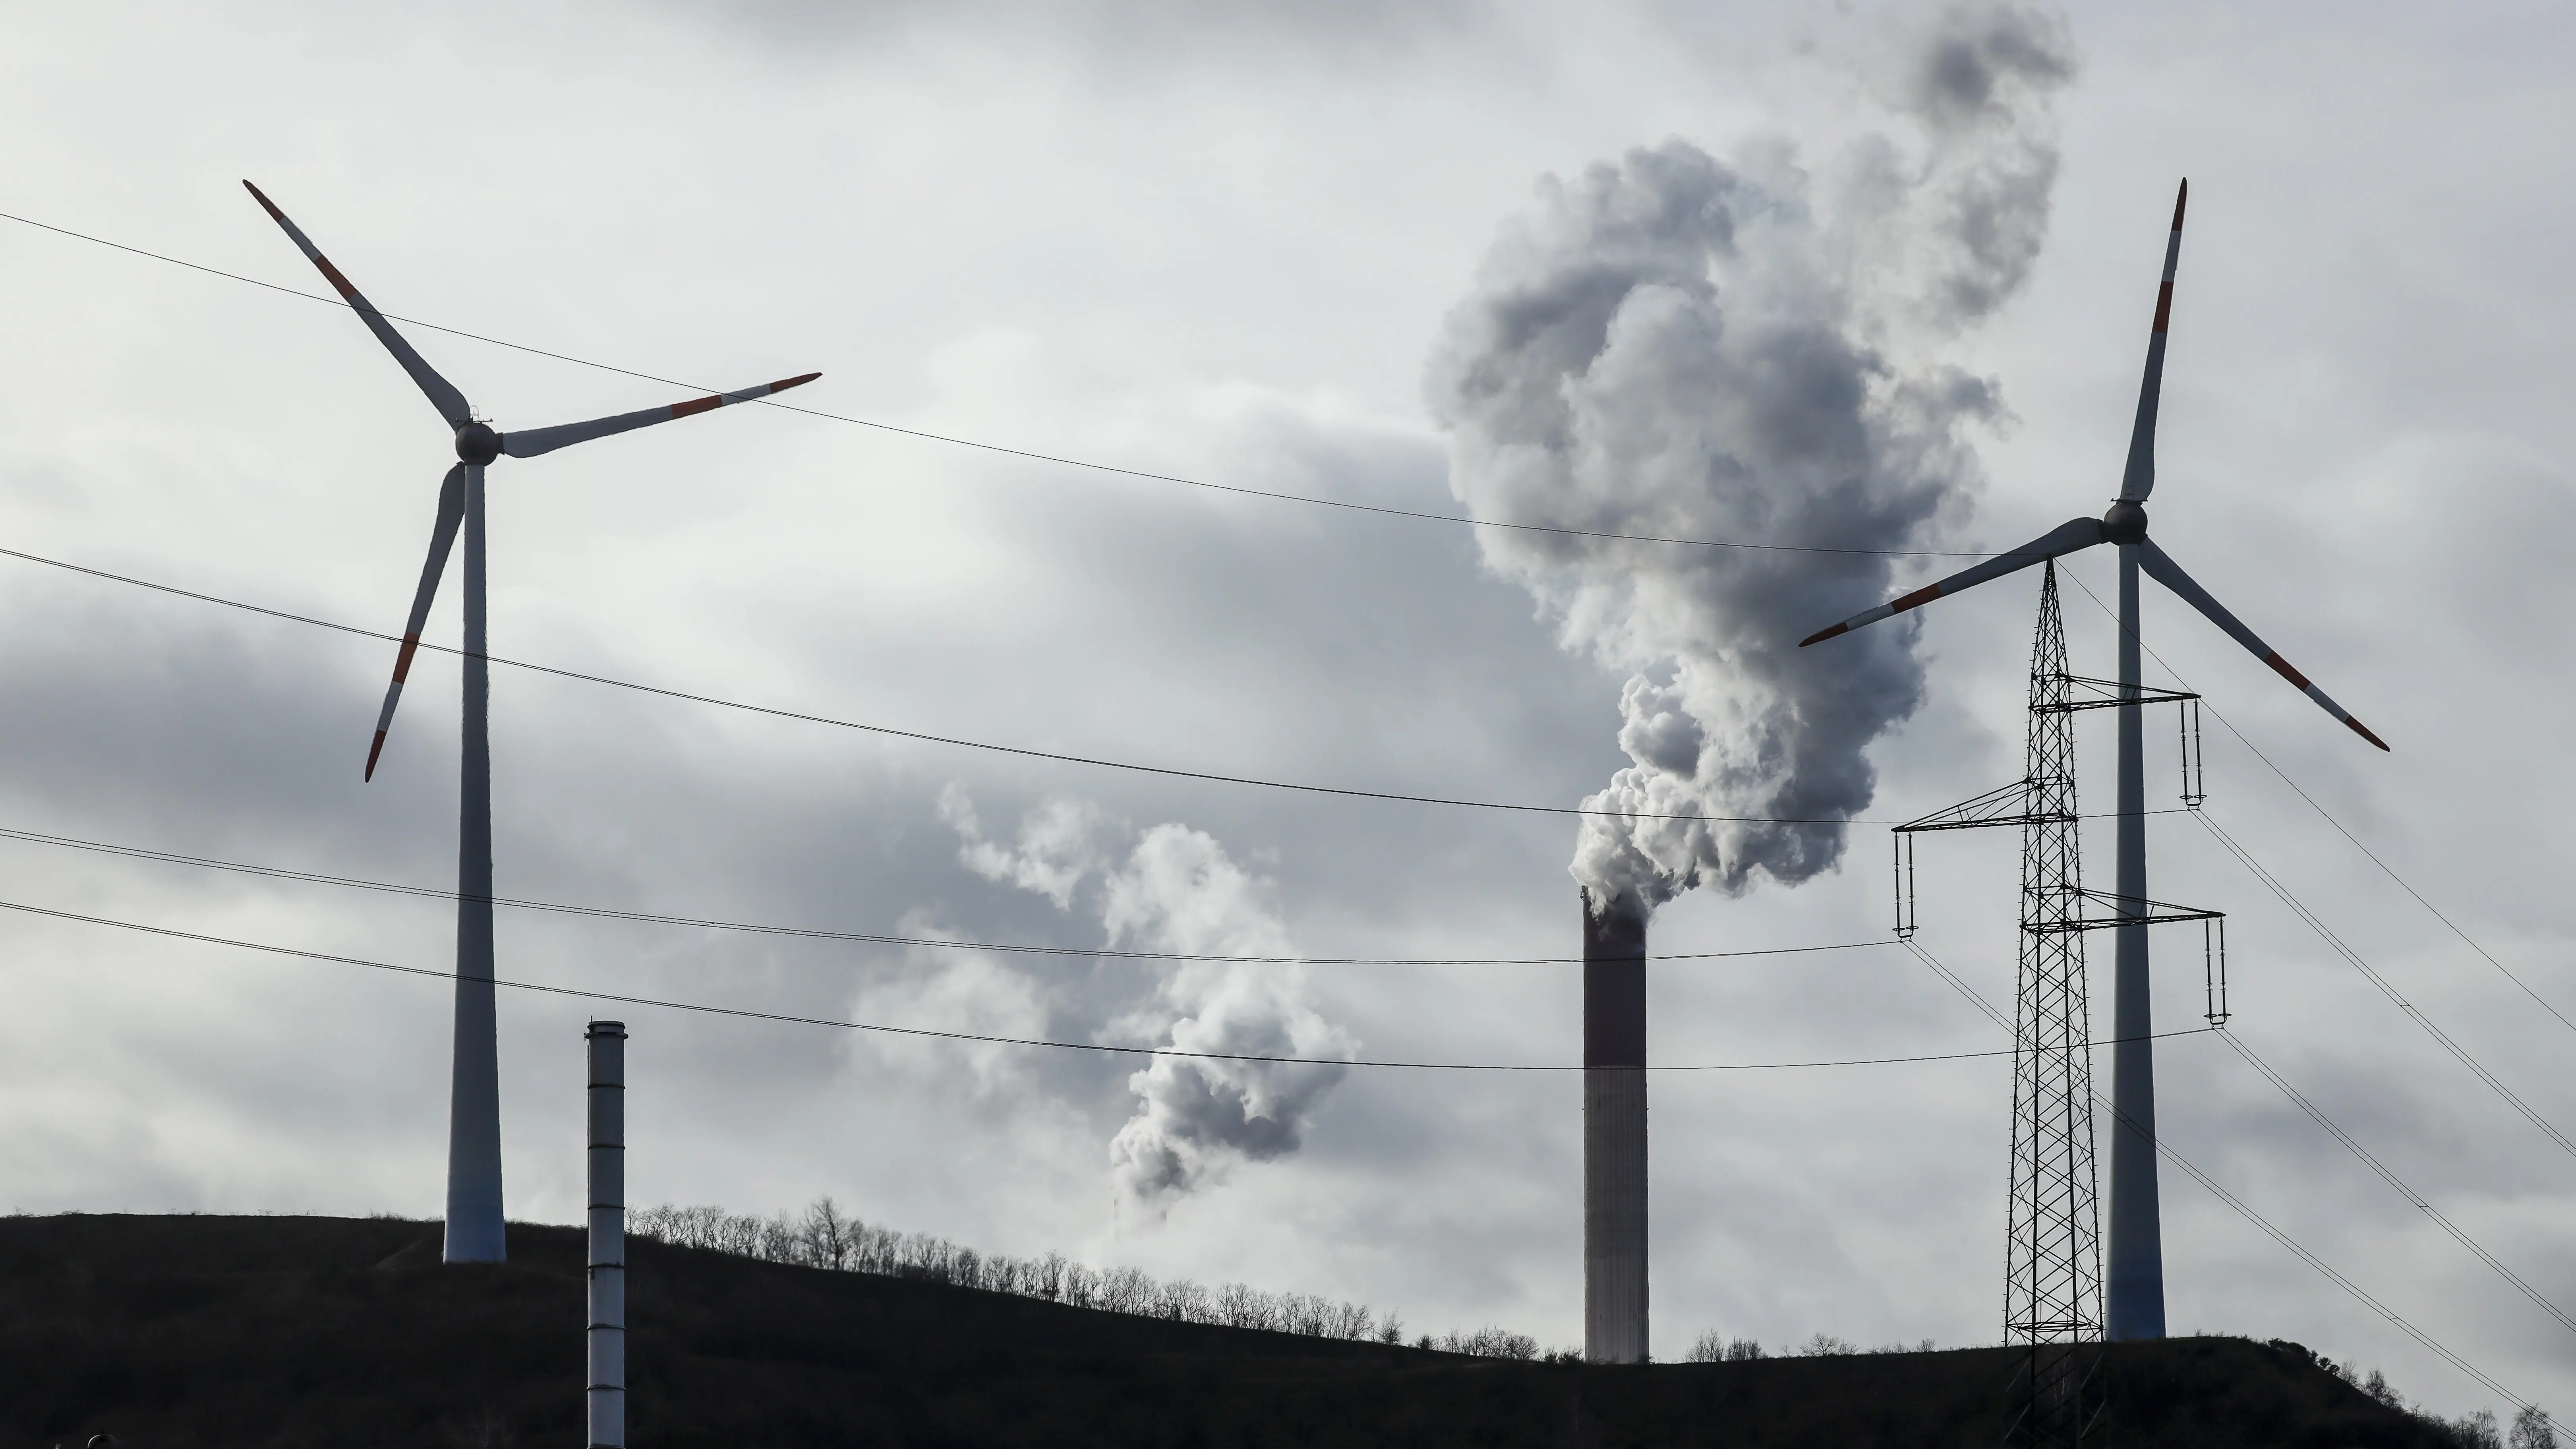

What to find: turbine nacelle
left=455, top=422, right=502, bottom=466
left=2101, top=499, right=2148, bottom=545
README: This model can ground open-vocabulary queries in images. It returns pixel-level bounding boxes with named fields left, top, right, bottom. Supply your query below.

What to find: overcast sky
left=3, top=0, right=2572, bottom=1420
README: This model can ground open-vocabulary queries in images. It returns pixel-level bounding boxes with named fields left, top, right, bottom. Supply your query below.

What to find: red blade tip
left=364, top=729, right=388, bottom=782
left=2348, top=716, right=2390, bottom=752
left=242, top=179, right=285, bottom=221
left=772, top=372, right=822, bottom=392
left=2171, top=179, right=2188, bottom=232
left=1798, top=623, right=1847, bottom=648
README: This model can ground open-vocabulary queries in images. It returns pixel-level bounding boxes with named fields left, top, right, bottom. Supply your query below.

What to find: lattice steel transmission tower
left=2005, top=561, right=2102, bottom=1448
left=1893, top=562, right=2228, bottom=1446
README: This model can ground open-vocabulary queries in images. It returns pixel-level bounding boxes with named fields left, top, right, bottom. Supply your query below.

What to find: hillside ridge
left=2, top=1213, right=2450, bottom=1448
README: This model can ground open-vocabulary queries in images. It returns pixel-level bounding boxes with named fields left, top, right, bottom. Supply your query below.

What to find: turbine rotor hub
left=454, top=422, right=501, bottom=466
left=2101, top=499, right=2148, bottom=545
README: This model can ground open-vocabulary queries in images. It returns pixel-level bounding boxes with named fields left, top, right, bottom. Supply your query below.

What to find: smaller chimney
left=586, top=1021, right=628, bottom=1449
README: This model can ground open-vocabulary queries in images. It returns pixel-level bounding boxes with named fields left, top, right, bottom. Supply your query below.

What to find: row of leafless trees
left=1681, top=1329, right=1936, bottom=1362
left=2288, top=1343, right=2554, bottom=1449
left=629, top=1197, right=1542, bottom=1360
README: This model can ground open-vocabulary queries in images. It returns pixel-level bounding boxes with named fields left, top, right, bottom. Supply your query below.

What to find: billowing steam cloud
left=1425, top=2, right=2075, bottom=917
left=943, top=789, right=1352, bottom=1208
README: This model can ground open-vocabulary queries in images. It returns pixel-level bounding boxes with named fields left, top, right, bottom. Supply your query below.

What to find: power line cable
left=0, top=205, right=1996, bottom=560
left=0, top=892, right=2204, bottom=1073
left=2056, top=564, right=2576, bottom=1038
left=0, top=541, right=2191, bottom=829
left=1895, top=935, right=2542, bottom=1416
left=2192, top=808, right=2576, bottom=1163
left=2213, top=1025, right=2576, bottom=1339
left=0, top=819, right=1895, bottom=968
left=2052, top=567, right=2576, bottom=1161
left=2103, top=1077, right=2541, bottom=1420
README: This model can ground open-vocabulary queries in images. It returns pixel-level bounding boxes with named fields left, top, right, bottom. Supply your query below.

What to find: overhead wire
left=0, top=819, right=1895, bottom=968
left=0, top=892, right=2206, bottom=1073
left=1895, top=934, right=2543, bottom=1416
left=2053, top=567, right=2576, bottom=1162
left=0, top=541, right=2192, bottom=829
left=0, top=204, right=1990, bottom=560
left=2212, top=1026, right=2576, bottom=1339
left=2094, top=572, right=2574, bottom=1045
left=2193, top=809, right=2576, bottom=1162
left=2056, top=563, right=2576, bottom=1040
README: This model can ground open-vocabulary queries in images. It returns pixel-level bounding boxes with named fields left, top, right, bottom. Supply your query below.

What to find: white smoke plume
left=1424, top=2, right=2075, bottom=917
left=946, top=789, right=1112, bottom=909
left=944, top=791, right=1353, bottom=1208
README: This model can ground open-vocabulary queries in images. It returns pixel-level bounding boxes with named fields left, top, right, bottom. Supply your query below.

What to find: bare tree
left=757, top=1213, right=801, bottom=1265
left=1061, top=1263, right=1100, bottom=1310
left=1279, top=1292, right=1330, bottom=1337
left=2454, top=1410, right=2505, bottom=1449
left=798, top=1197, right=852, bottom=1271
left=2511, top=1406, right=2558, bottom=1449
left=1684, top=1329, right=1727, bottom=1363
left=1216, top=1281, right=1269, bottom=1330
left=1329, top=1300, right=1375, bottom=1341
left=1156, top=1277, right=1212, bottom=1323
left=1099, top=1266, right=1154, bottom=1315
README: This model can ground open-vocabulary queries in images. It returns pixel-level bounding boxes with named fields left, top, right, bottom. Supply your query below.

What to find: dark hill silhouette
left=2, top=1213, right=2454, bottom=1447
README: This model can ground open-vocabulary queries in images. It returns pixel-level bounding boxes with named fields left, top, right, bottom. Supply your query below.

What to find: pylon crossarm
left=2026, top=887, right=2221, bottom=935
left=2035, top=675, right=2199, bottom=715
left=1897, top=779, right=2070, bottom=833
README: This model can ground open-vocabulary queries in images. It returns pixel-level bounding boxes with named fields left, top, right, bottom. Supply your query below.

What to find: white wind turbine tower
left=246, top=181, right=819, bottom=1263
left=1800, top=181, right=2386, bottom=1339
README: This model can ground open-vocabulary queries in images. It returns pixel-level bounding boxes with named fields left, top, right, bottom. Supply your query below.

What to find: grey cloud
left=1903, top=2, right=2077, bottom=129
left=651, top=0, right=1479, bottom=64
left=1890, top=3, right=2079, bottom=327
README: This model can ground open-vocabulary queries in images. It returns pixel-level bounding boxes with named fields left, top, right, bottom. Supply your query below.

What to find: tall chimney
left=586, top=1021, right=627, bottom=1449
left=1583, top=889, right=1648, bottom=1362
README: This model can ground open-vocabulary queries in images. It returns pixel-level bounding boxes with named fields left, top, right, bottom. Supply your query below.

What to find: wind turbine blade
left=366, top=464, right=468, bottom=781
left=1798, top=517, right=2106, bottom=646
left=242, top=180, right=474, bottom=431
left=2137, top=538, right=2388, bottom=751
left=499, top=372, right=823, bottom=459
left=2117, top=180, right=2188, bottom=503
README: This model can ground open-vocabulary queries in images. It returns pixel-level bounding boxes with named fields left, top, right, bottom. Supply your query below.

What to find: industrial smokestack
left=585, top=1021, right=627, bottom=1449
left=1583, top=889, right=1648, bottom=1363
left=1425, top=1, right=2074, bottom=1373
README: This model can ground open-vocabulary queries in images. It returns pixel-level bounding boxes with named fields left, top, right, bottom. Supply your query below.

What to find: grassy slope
left=0, top=1214, right=2446, bottom=1448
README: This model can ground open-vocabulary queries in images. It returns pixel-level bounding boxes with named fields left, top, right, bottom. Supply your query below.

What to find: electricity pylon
left=1894, top=561, right=2225, bottom=1446
left=2005, top=562, right=2102, bottom=1446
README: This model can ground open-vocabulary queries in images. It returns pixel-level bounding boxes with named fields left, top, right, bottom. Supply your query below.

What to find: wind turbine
left=1798, top=180, right=2385, bottom=1340
left=245, top=180, right=818, bottom=1263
